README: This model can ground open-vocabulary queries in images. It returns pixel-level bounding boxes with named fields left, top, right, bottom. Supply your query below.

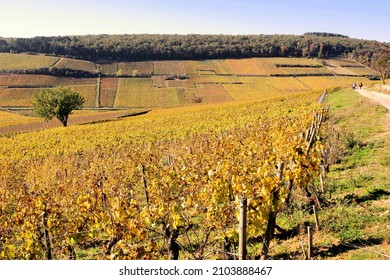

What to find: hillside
left=0, top=54, right=377, bottom=111
left=0, top=86, right=388, bottom=260
left=0, top=48, right=388, bottom=260
left=1, top=33, right=389, bottom=64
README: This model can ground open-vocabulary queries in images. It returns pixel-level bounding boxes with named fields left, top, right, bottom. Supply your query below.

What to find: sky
left=0, top=0, right=389, bottom=42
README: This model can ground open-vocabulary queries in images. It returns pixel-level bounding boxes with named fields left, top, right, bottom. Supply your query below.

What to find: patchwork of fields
left=0, top=54, right=375, bottom=109
left=0, top=52, right=388, bottom=261
left=0, top=53, right=376, bottom=133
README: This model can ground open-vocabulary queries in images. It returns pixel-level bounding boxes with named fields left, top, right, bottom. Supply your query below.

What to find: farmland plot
left=0, top=110, right=41, bottom=127
left=189, top=84, right=233, bottom=104
left=297, top=76, right=371, bottom=90
left=98, top=63, right=119, bottom=76
left=0, top=88, right=37, bottom=106
left=69, top=84, right=97, bottom=107
left=153, top=61, right=185, bottom=75
left=278, top=67, right=332, bottom=75
left=114, top=78, right=154, bottom=107
left=212, top=60, right=235, bottom=74
left=182, top=60, right=218, bottom=75
left=0, top=53, right=59, bottom=71
left=54, top=58, right=97, bottom=73
left=118, top=62, right=154, bottom=76
left=99, top=78, right=119, bottom=107
left=0, top=75, right=95, bottom=87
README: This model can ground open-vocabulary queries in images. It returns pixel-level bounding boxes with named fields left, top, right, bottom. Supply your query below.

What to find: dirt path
left=357, top=88, right=390, bottom=136
left=357, top=88, right=390, bottom=112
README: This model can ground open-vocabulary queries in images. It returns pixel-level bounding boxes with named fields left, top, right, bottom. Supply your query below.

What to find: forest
left=0, top=33, right=389, bottom=64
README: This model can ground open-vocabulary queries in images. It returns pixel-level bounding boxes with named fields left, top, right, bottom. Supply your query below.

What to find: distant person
left=352, top=82, right=356, bottom=90
left=359, top=82, right=363, bottom=90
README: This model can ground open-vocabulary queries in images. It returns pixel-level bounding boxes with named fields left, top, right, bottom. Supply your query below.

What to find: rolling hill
left=0, top=53, right=377, bottom=110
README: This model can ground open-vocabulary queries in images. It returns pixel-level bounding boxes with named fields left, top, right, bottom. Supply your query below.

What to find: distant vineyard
left=0, top=110, right=41, bottom=126
left=0, top=109, right=147, bottom=134
left=0, top=53, right=58, bottom=71
left=54, top=58, right=98, bottom=73
left=0, top=56, right=379, bottom=111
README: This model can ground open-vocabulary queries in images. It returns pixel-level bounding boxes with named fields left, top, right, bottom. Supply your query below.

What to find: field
left=212, top=59, right=235, bottom=74
left=68, top=84, right=97, bottom=107
left=0, top=55, right=380, bottom=110
left=118, top=62, right=154, bottom=76
left=0, top=53, right=59, bottom=71
left=0, top=109, right=148, bottom=135
left=0, top=110, right=41, bottom=126
left=324, top=58, right=378, bottom=76
left=0, top=74, right=95, bottom=87
left=0, top=52, right=388, bottom=261
left=0, top=90, right=325, bottom=260
left=1, top=86, right=387, bottom=260
left=297, top=76, right=371, bottom=91
left=186, top=84, right=234, bottom=104
left=54, top=58, right=98, bottom=73
left=99, top=78, right=118, bottom=107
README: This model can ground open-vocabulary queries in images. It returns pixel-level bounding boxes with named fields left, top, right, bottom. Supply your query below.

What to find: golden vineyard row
left=0, top=90, right=328, bottom=259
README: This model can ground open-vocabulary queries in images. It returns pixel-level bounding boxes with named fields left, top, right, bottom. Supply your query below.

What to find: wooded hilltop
left=0, top=33, right=389, bottom=64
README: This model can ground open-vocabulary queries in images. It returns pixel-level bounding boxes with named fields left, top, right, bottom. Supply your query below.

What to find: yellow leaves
left=0, top=87, right=327, bottom=259
left=171, top=213, right=181, bottom=230
left=76, top=194, right=91, bottom=210
left=83, top=201, right=91, bottom=210
left=67, top=237, right=76, bottom=246
left=225, top=229, right=238, bottom=240
left=35, top=199, right=43, bottom=209
left=140, top=207, right=151, bottom=226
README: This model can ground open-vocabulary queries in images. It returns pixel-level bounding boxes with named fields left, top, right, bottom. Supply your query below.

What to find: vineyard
left=0, top=53, right=59, bottom=71
left=0, top=89, right=333, bottom=260
left=0, top=109, right=148, bottom=134
left=0, top=54, right=377, bottom=112
left=0, top=53, right=388, bottom=260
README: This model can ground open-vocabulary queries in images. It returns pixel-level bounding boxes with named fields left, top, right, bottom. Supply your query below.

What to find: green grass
left=321, top=89, right=390, bottom=258
left=265, top=88, right=390, bottom=260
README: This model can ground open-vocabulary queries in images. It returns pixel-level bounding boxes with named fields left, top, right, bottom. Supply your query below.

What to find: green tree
left=32, top=87, right=84, bottom=127
left=371, top=51, right=390, bottom=85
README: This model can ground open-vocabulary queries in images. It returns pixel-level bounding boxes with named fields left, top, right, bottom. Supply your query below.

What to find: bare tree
left=371, top=51, right=390, bottom=85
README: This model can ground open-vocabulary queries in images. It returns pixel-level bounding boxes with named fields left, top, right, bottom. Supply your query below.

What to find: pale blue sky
left=0, top=0, right=389, bottom=42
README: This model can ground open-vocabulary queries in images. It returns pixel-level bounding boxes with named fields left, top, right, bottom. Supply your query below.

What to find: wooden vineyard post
left=300, top=241, right=307, bottom=260
left=239, top=197, right=247, bottom=260
left=313, top=205, right=319, bottom=231
left=307, top=226, right=313, bottom=259
left=140, top=165, right=150, bottom=207
left=319, top=173, right=324, bottom=193
left=95, top=75, right=101, bottom=108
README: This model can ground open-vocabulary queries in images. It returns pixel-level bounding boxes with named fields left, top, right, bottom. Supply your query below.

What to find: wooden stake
left=313, top=205, right=319, bottom=231
left=307, top=226, right=313, bottom=259
left=300, top=241, right=307, bottom=260
left=140, top=165, right=150, bottom=206
left=319, top=173, right=324, bottom=193
left=239, top=197, right=247, bottom=260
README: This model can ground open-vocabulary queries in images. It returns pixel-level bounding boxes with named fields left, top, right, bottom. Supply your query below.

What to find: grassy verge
left=265, top=88, right=390, bottom=260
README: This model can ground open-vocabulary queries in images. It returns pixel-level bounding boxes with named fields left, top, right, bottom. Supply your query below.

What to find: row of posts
left=238, top=198, right=319, bottom=260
